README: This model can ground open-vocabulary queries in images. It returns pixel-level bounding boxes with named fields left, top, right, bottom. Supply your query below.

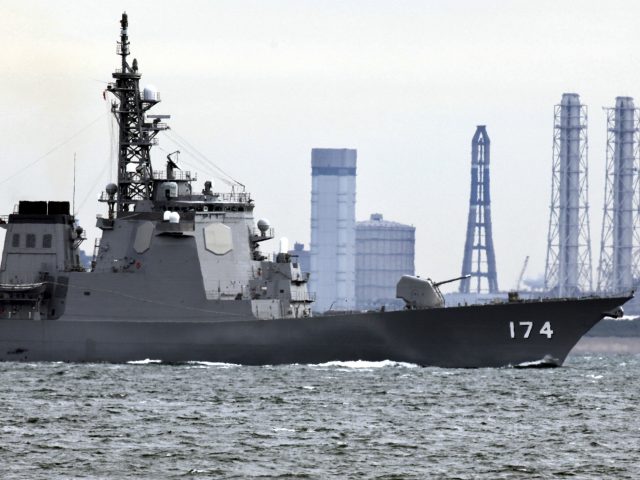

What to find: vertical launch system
left=459, top=126, right=499, bottom=294
left=545, top=93, right=593, bottom=297
left=597, top=97, right=640, bottom=293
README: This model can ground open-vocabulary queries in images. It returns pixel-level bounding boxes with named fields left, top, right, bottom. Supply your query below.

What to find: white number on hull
left=539, top=321, right=554, bottom=338
left=509, top=321, right=554, bottom=339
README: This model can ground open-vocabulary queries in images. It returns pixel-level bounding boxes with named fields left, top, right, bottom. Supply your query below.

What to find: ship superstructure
left=1, top=13, right=312, bottom=324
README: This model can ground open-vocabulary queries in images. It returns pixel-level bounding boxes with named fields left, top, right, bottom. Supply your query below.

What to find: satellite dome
left=169, top=212, right=180, bottom=224
left=106, top=183, right=118, bottom=195
left=257, top=218, right=270, bottom=233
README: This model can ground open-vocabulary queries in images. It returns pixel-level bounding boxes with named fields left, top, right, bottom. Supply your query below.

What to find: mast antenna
left=105, top=12, right=168, bottom=215
left=73, top=152, right=77, bottom=216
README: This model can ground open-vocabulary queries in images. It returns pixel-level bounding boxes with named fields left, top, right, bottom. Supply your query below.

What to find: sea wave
left=309, top=359, right=419, bottom=369
left=1, top=355, right=639, bottom=478
left=126, top=359, right=162, bottom=365
left=186, top=361, right=240, bottom=368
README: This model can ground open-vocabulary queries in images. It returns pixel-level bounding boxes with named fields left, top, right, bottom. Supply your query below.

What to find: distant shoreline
left=572, top=337, right=640, bottom=354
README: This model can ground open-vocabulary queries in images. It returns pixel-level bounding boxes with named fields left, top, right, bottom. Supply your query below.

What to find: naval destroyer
left=0, top=14, right=632, bottom=367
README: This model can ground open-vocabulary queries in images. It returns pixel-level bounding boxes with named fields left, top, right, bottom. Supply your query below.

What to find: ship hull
left=0, top=295, right=630, bottom=367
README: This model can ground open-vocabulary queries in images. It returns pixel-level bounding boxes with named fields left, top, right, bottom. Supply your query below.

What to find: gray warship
left=0, top=14, right=632, bottom=367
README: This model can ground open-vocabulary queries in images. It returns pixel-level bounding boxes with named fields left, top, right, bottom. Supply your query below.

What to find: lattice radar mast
left=106, top=12, right=168, bottom=214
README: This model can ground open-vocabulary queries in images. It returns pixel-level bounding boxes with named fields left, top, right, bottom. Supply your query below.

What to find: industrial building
left=309, top=148, right=357, bottom=312
left=459, top=125, right=499, bottom=294
left=545, top=93, right=593, bottom=297
left=355, top=213, right=415, bottom=309
left=597, top=97, right=640, bottom=294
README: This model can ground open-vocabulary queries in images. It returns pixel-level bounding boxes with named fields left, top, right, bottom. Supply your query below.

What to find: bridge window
left=26, top=234, right=36, bottom=248
left=42, top=234, right=52, bottom=248
left=11, top=234, right=19, bottom=248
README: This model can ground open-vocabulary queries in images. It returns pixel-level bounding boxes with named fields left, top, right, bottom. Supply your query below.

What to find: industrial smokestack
left=597, top=97, right=639, bottom=293
left=545, top=93, right=593, bottom=297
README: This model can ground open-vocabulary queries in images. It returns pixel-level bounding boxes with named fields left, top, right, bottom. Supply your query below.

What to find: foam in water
left=515, top=358, right=556, bottom=368
left=309, top=360, right=419, bottom=369
left=126, top=359, right=162, bottom=365
left=186, top=361, right=239, bottom=368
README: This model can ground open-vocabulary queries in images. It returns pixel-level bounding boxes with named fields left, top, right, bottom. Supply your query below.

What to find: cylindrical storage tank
left=355, top=213, right=415, bottom=310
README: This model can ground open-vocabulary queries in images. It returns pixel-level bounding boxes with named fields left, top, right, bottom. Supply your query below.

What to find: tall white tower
left=310, top=148, right=357, bottom=312
left=545, top=93, right=593, bottom=296
left=597, top=97, right=640, bottom=293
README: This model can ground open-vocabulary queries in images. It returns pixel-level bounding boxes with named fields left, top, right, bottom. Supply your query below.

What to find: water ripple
left=0, top=354, right=638, bottom=479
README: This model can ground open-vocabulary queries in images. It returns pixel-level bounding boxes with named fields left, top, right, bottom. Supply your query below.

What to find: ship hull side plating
left=0, top=296, right=628, bottom=367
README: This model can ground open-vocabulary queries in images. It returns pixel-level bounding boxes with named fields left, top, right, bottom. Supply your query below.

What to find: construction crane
left=516, top=256, right=530, bottom=291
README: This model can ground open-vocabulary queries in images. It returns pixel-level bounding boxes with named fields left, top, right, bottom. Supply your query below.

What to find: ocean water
left=0, top=354, right=638, bottom=479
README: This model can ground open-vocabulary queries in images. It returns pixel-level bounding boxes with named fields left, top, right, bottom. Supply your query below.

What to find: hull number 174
left=509, top=321, right=554, bottom=339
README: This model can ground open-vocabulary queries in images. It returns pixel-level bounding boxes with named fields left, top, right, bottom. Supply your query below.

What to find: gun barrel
left=434, top=274, right=471, bottom=287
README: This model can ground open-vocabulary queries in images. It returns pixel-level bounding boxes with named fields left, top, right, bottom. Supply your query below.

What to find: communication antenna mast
left=597, top=97, right=640, bottom=293
left=459, top=125, right=499, bottom=294
left=544, top=93, right=593, bottom=297
left=73, top=152, right=76, bottom=216
left=105, top=12, right=168, bottom=214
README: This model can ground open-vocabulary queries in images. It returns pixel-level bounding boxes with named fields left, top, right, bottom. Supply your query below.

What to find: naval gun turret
left=397, top=275, right=470, bottom=309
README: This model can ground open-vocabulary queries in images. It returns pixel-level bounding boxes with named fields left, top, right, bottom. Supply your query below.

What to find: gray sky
left=1, top=0, right=639, bottom=292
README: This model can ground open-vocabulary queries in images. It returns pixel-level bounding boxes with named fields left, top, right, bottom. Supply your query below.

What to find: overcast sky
left=1, top=0, right=639, bottom=292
